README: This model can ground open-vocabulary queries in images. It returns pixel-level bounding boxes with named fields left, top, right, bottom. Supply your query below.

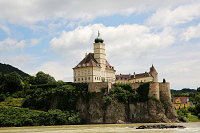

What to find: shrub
left=23, top=84, right=89, bottom=111
left=103, top=96, right=112, bottom=105
left=0, top=106, right=80, bottom=127
left=0, top=94, right=6, bottom=102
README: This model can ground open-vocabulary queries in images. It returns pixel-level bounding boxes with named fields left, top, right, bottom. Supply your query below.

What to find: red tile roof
left=173, top=97, right=189, bottom=104
left=116, top=72, right=151, bottom=80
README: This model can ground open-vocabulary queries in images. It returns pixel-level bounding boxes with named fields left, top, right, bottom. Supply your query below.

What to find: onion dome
left=94, top=31, right=104, bottom=43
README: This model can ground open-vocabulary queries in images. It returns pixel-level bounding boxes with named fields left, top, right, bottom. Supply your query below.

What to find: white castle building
left=73, top=32, right=116, bottom=83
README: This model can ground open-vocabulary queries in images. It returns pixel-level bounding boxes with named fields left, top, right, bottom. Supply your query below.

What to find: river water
left=0, top=122, right=200, bottom=133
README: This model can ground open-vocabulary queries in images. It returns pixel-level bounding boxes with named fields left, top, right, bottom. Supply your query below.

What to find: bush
left=23, top=84, right=88, bottom=111
left=188, top=106, right=196, bottom=115
left=103, top=96, right=112, bottom=105
left=136, top=83, right=149, bottom=102
left=0, top=106, right=80, bottom=127
left=0, top=94, right=6, bottom=102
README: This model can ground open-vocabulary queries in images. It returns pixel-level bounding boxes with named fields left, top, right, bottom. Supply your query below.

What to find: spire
left=150, top=64, right=158, bottom=74
left=98, top=30, right=100, bottom=37
left=94, top=31, right=104, bottom=43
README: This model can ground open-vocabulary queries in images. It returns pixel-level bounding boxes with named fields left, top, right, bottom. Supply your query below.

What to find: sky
left=0, top=0, right=200, bottom=89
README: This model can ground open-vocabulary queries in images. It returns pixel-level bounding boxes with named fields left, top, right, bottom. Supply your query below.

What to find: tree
left=197, top=87, right=200, bottom=93
left=35, top=71, right=56, bottom=85
left=0, top=72, right=3, bottom=85
left=2, top=72, right=23, bottom=93
left=195, top=94, right=200, bottom=104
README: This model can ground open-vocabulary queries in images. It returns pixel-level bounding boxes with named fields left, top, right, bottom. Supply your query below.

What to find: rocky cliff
left=76, top=93, right=178, bottom=123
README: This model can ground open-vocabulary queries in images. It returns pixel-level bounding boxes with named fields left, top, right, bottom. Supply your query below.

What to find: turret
left=149, top=64, right=158, bottom=82
left=93, top=31, right=106, bottom=67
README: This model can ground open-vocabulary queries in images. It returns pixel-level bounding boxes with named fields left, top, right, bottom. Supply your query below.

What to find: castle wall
left=159, top=82, right=171, bottom=103
left=148, top=82, right=160, bottom=100
left=131, top=83, right=140, bottom=89
left=88, top=82, right=112, bottom=92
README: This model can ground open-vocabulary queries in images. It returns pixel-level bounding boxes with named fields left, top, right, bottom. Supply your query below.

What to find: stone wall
left=148, top=82, right=160, bottom=100
left=88, top=82, right=112, bottom=92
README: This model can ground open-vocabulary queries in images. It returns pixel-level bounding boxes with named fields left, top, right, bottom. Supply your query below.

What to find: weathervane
left=98, top=30, right=100, bottom=37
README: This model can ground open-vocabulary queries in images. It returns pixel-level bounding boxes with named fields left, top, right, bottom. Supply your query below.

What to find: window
left=88, top=70, right=90, bottom=75
left=85, top=77, right=87, bottom=80
left=88, top=77, right=90, bottom=80
left=78, top=71, right=80, bottom=76
left=78, top=78, right=80, bottom=81
left=74, top=72, right=76, bottom=76
left=74, top=78, right=76, bottom=81
left=82, top=78, right=83, bottom=81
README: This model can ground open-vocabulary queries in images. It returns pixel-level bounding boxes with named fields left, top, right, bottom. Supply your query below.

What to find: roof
left=73, top=53, right=115, bottom=70
left=116, top=74, right=131, bottom=80
left=131, top=72, right=151, bottom=79
left=116, top=72, right=151, bottom=80
left=173, top=97, right=189, bottom=104
left=150, top=65, right=158, bottom=74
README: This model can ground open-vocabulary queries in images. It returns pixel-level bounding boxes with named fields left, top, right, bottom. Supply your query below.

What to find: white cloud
left=147, top=3, right=200, bottom=28
left=0, top=25, right=11, bottom=35
left=0, top=38, right=26, bottom=51
left=181, top=23, right=200, bottom=41
left=0, top=0, right=195, bottom=25
left=50, top=24, right=175, bottom=61
left=30, top=38, right=40, bottom=47
left=30, top=61, right=72, bottom=81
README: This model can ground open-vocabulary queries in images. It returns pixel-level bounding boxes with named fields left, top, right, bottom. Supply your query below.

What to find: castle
left=116, top=65, right=158, bottom=84
left=73, top=31, right=116, bottom=83
left=73, top=32, right=171, bottom=101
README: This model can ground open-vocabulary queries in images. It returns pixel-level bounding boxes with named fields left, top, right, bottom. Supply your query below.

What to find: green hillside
left=0, top=63, right=30, bottom=78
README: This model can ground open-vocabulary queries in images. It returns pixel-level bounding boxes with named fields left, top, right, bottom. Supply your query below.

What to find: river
left=0, top=122, right=200, bottom=133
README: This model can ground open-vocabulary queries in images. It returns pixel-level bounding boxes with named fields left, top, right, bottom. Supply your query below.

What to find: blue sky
left=0, top=0, right=200, bottom=89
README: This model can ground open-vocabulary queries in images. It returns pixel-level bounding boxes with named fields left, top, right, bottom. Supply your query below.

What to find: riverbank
left=0, top=122, right=200, bottom=133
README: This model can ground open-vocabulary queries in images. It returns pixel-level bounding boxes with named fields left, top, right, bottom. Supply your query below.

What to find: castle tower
left=73, top=31, right=115, bottom=83
left=149, top=65, right=158, bottom=82
left=93, top=31, right=106, bottom=68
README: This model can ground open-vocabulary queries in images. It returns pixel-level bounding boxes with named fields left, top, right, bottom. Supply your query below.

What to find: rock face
left=77, top=93, right=126, bottom=123
left=76, top=93, right=178, bottom=124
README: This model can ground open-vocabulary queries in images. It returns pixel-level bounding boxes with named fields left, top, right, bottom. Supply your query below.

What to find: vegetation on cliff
left=106, top=83, right=150, bottom=104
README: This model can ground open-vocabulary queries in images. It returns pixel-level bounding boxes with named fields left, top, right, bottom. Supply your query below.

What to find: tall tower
left=149, top=65, right=158, bottom=82
left=93, top=31, right=106, bottom=68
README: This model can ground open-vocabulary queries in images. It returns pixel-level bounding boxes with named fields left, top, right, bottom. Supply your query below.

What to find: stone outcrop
left=77, top=93, right=126, bottom=123
left=76, top=93, right=178, bottom=124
